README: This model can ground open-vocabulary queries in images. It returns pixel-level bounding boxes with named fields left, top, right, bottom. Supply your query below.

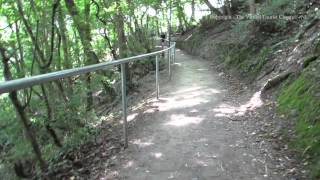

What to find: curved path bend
left=106, top=49, right=279, bottom=180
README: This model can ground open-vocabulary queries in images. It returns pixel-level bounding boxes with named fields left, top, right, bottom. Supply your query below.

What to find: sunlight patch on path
left=213, top=91, right=264, bottom=117
left=165, top=114, right=203, bottom=127
left=152, top=152, right=163, bottom=159
left=153, top=86, right=221, bottom=111
left=131, top=139, right=154, bottom=148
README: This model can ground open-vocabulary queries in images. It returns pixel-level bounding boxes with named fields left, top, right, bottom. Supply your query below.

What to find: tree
left=202, top=0, right=223, bottom=15
left=0, top=0, right=206, bottom=177
left=249, top=0, right=256, bottom=14
left=0, top=42, right=47, bottom=172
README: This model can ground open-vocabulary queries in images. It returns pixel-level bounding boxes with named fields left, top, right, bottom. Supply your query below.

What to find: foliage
left=278, top=60, right=320, bottom=178
left=0, top=0, right=202, bottom=178
left=257, top=0, right=305, bottom=30
left=199, top=15, right=219, bottom=31
left=231, top=20, right=252, bottom=42
left=218, top=43, right=272, bottom=81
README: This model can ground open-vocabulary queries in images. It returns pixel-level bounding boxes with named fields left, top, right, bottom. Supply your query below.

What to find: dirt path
left=101, top=49, right=283, bottom=180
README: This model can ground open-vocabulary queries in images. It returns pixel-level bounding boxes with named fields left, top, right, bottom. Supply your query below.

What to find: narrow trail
left=103, top=50, right=281, bottom=180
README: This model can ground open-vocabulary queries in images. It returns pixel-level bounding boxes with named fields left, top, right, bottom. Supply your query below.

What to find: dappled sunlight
left=170, top=86, right=203, bottom=95
left=195, top=159, right=209, bottom=167
left=174, top=89, right=218, bottom=101
left=152, top=152, right=163, bottom=159
left=196, top=68, right=209, bottom=71
left=152, top=86, right=221, bottom=112
left=131, top=139, right=154, bottom=148
left=243, top=91, right=263, bottom=110
left=155, top=96, right=207, bottom=111
left=206, top=88, right=221, bottom=94
left=178, top=88, right=221, bottom=100
left=165, top=114, right=203, bottom=127
left=170, top=86, right=222, bottom=96
left=143, top=108, right=157, bottom=114
left=127, top=113, right=139, bottom=122
left=212, top=91, right=264, bottom=117
left=190, top=109, right=199, bottom=113
left=123, top=161, right=135, bottom=168
left=173, top=62, right=182, bottom=66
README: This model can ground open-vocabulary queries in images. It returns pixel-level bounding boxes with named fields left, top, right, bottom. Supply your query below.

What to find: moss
left=278, top=68, right=320, bottom=178
left=218, top=44, right=272, bottom=81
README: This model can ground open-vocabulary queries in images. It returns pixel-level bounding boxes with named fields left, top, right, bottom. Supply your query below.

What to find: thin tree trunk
left=58, top=6, right=71, bottom=69
left=225, top=0, right=232, bottom=16
left=17, top=0, right=46, bottom=65
left=249, top=0, right=256, bottom=14
left=203, top=0, right=223, bottom=15
left=115, top=0, right=131, bottom=89
left=15, top=21, right=26, bottom=77
left=64, top=0, right=99, bottom=110
left=191, top=0, right=195, bottom=22
left=0, top=44, right=47, bottom=171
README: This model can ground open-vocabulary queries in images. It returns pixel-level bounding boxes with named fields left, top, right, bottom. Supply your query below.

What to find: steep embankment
left=177, top=5, right=320, bottom=178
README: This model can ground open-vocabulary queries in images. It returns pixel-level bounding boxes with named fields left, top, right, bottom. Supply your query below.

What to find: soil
left=48, top=49, right=306, bottom=179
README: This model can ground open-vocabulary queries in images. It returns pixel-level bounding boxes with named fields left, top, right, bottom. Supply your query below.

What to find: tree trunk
left=64, top=0, right=99, bottom=110
left=191, top=0, right=195, bottom=22
left=176, top=1, right=188, bottom=32
left=224, top=0, right=232, bottom=16
left=0, top=43, right=47, bottom=171
left=58, top=6, right=71, bottom=69
left=249, top=0, right=256, bottom=14
left=15, top=21, right=26, bottom=77
left=58, top=5, right=74, bottom=95
left=115, top=0, right=131, bottom=89
left=203, top=0, right=223, bottom=15
left=16, top=0, right=46, bottom=65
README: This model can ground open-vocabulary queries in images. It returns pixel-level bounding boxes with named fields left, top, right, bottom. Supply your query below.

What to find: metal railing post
left=156, top=56, right=160, bottom=99
left=120, top=63, right=128, bottom=148
left=168, top=48, right=171, bottom=80
left=171, top=48, right=174, bottom=64
left=173, top=45, right=176, bottom=63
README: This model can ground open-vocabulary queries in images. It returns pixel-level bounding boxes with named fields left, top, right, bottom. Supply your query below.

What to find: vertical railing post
left=120, top=63, right=128, bottom=148
left=168, top=49, right=171, bottom=80
left=156, top=56, right=160, bottom=99
left=171, top=48, right=174, bottom=64
left=173, top=44, right=176, bottom=63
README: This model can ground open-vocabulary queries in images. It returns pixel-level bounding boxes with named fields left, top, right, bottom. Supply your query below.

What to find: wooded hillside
left=1, top=0, right=320, bottom=179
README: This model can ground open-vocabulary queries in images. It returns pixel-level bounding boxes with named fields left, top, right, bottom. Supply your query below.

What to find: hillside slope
left=177, top=2, right=320, bottom=178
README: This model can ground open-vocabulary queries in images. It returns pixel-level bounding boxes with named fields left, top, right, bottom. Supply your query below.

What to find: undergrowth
left=218, top=44, right=272, bottom=81
left=278, top=61, right=320, bottom=178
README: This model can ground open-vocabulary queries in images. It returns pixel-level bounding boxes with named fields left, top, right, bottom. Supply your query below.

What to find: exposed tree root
left=296, top=18, right=319, bottom=40
left=261, top=70, right=293, bottom=93
left=257, top=64, right=276, bottom=81
left=302, top=55, right=319, bottom=68
left=261, top=54, right=319, bottom=94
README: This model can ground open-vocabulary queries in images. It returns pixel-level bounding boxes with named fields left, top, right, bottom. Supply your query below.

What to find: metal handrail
left=0, top=41, right=176, bottom=148
left=0, top=43, right=175, bottom=94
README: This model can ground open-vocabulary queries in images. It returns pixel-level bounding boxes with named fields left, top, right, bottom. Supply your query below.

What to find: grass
left=278, top=67, right=320, bottom=178
left=218, top=44, right=272, bottom=81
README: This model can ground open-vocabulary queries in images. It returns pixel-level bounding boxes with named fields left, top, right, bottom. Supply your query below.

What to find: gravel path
left=104, top=49, right=282, bottom=180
